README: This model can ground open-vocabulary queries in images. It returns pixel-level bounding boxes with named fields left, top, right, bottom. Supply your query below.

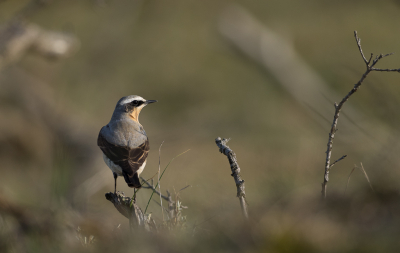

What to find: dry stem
left=140, top=176, right=189, bottom=225
left=215, top=137, right=248, bottom=219
left=322, top=31, right=400, bottom=198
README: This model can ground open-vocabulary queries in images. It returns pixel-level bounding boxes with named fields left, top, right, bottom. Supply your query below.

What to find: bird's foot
left=113, top=172, right=118, bottom=194
left=132, top=189, right=138, bottom=203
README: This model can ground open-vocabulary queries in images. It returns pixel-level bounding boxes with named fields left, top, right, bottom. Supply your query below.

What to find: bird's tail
left=123, top=172, right=142, bottom=188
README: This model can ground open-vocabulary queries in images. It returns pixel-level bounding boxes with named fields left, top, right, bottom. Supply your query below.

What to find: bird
left=97, top=95, right=157, bottom=193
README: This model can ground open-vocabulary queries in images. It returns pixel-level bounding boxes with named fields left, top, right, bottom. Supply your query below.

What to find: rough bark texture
left=215, top=137, right=248, bottom=219
left=105, top=191, right=155, bottom=232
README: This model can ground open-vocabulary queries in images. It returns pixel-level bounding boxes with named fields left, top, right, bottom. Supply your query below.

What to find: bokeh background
left=1, top=0, right=400, bottom=252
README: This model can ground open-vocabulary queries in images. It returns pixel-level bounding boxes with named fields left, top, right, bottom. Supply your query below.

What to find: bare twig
left=329, top=155, right=347, bottom=169
left=322, top=31, right=400, bottom=198
left=371, top=68, right=400, bottom=72
left=215, top=137, right=248, bottom=219
left=140, top=176, right=169, bottom=201
left=355, top=33, right=369, bottom=65
left=179, top=185, right=191, bottom=192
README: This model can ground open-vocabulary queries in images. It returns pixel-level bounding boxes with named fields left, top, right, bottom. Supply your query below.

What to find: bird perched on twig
left=97, top=95, right=157, bottom=193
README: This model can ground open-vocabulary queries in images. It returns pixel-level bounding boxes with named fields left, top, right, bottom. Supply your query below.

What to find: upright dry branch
left=215, top=137, right=248, bottom=219
left=322, top=31, right=400, bottom=198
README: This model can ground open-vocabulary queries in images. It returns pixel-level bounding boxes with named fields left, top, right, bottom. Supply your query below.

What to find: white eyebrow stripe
left=121, top=96, right=145, bottom=104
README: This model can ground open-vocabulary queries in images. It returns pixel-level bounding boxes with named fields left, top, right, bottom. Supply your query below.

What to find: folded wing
left=97, top=130, right=149, bottom=188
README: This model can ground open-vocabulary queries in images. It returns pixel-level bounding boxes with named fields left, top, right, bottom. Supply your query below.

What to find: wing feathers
left=98, top=131, right=149, bottom=188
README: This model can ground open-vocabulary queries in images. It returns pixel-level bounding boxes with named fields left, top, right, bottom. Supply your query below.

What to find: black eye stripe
left=130, top=100, right=144, bottom=107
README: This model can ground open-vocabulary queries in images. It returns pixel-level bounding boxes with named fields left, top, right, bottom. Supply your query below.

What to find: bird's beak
left=145, top=100, right=157, bottom=104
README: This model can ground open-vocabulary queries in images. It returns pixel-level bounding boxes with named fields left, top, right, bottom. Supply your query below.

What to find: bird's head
left=114, top=95, right=157, bottom=122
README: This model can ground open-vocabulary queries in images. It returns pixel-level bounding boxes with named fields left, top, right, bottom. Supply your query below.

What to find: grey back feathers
left=100, top=119, right=147, bottom=149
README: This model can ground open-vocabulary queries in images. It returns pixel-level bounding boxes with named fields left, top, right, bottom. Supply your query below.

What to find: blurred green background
left=1, top=0, right=400, bottom=252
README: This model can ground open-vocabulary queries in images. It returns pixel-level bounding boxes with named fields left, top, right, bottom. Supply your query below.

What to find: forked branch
left=322, top=31, right=400, bottom=198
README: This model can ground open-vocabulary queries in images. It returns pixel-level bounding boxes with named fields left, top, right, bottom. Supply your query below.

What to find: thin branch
left=329, top=155, right=347, bottom=169
left=140, top=176, right=169, bottom=201
left=367, top=53, right=373, bottom=65
left=179, top=185, right=191, bottom=192
left=355, top=33, right=368, bottom=65
left=322, top=31, right=400, bottom=198
left=371, top=68, right=400, bottom=72
left=215, top=137, right=248, bottom=219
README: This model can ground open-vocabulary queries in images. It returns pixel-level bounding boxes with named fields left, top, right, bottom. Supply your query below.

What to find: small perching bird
left=97, top=95, right=157, bottom=193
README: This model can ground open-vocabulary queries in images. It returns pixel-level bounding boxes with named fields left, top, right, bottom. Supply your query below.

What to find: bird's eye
left=131, top=100, right=139, bottom=106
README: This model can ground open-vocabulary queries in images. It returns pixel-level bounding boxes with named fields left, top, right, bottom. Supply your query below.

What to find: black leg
left=113, top=172, right=118, bottom=194
left=133, top=189, right=137, bottom=203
